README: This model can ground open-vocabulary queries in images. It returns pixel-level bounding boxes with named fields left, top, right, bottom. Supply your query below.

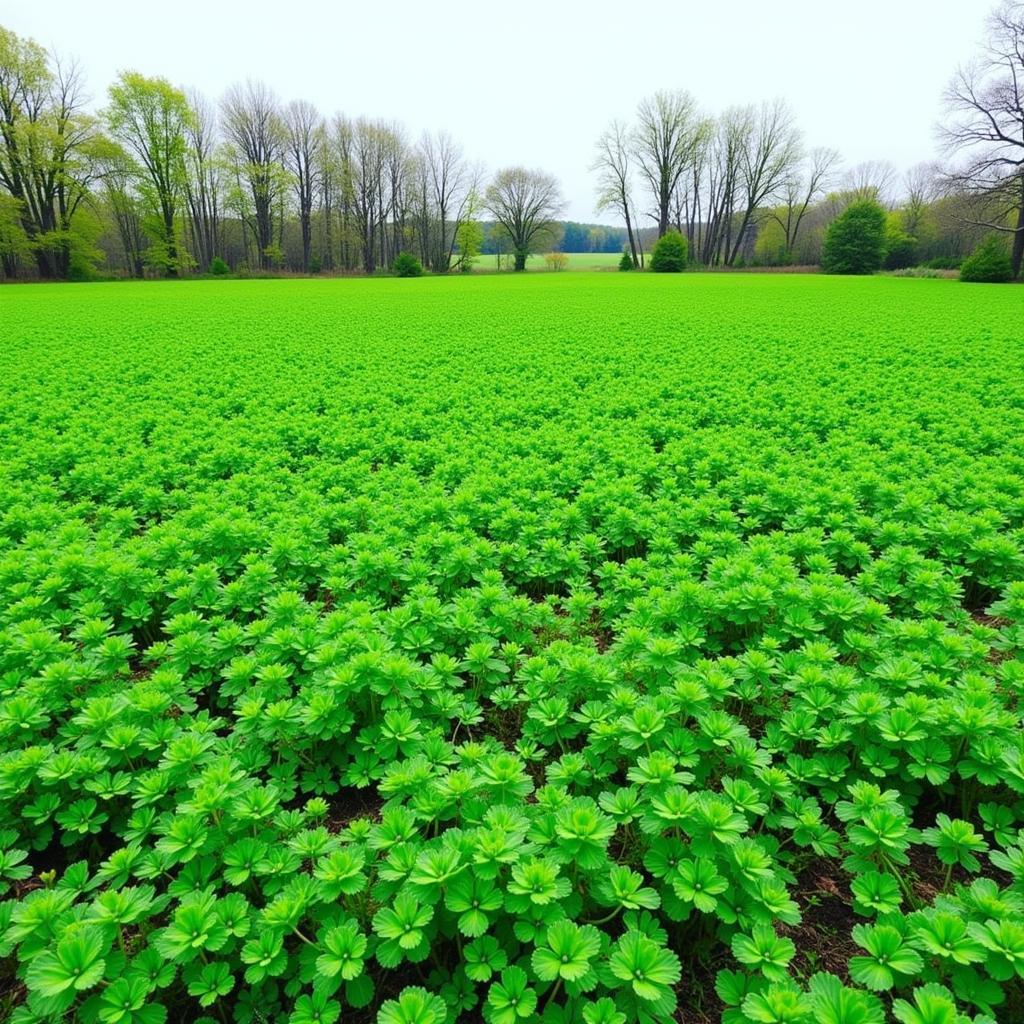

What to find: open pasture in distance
left=470, top=251, right=624, bottom=271
left=2, top=274, right=1024, bottom=1023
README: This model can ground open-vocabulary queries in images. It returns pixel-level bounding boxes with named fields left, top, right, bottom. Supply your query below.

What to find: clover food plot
left=1, top=274, right=1023, bottom=1024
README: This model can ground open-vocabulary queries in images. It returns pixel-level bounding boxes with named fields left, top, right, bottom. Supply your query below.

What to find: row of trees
left=1, top=2, right=1021, bottom=279
left=554, top=222, right=627, bottom=254
left=592, top=94, right=829, bottom=269
left=0, top=25, right=541, bottom=278
left=942, top=0, right=1024, bottom=277
left=0, top=30, right=103, bottom=279
left=101, top=72, right=489, bottom=276
left=592, top=1, right=1023, bottom=277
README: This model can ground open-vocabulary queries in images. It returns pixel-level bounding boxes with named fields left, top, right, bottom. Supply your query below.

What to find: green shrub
left=393, top=252, right=423, bottom=278
left=67, top=255, right=97, bottom=282
left=960, top=235, right=1014, bottom=283
left=822, top=200, right=887, bottom=275
left=618, top=249, right=635, bottom=271
left=262, top=243, right=284, bottom=269
left=883, top=230, right=918, bottom=271
left=649, top=230, right=688, bottom=273
left=308, top=256, right=322, bottom=275
left=210, top=257, right=229, bottom=276
left=924, top=256, right=962, bottom=271
left=454, top=220, right=483, bottom=273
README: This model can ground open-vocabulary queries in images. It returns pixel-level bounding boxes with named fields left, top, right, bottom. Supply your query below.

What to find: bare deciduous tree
left=184, top=90, right=221, bottom=272
left=841, top=160, right=897, bottom=206
left=727, top=100, right=802, bottom=264
left=633, top=90, right=703, bottom=238
left=485, top=167, right=563, bottom=271
left=222, top=80, right=284, bottom=270
left=322, top=115, right=356, bottom=271
left=940, top=0, right=1024, bottom=276
left=348, top=118, right=407, bottom=273
left=900, top=162, right=940, bottom=237
left=283, top=98, right=322, bottom=272
left=314, top=126, right=336, bottom=272
left=417, top=130, right=478, bottom=272
left=101, top=144, right=145, bottom=277
left=770, top=146, right=840, bottom=257
left=699, top=109, right=745, bottom=265
left=349, top=118, right=381, bottom=272
left=382, top=123, right=411, bottom=269
left=674, top=122, right=712, bottom=262
left=592, top=119, right=640, bottom=267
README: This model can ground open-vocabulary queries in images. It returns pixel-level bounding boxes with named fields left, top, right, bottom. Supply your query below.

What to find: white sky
left=6, top=0, right=994, bottom=222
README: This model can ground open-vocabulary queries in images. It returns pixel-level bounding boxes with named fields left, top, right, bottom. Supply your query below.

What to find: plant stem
left=542, top=977, right=563, bottom=1012
left=882, top=855, right=919, bottom=908
left=584, top=906, right=621, bottom=926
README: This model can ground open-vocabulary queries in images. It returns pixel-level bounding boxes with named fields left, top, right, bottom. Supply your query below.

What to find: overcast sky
left=7, top=0, right=993, bottom=222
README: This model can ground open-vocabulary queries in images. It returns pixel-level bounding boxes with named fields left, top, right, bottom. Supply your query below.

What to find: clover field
left=1, top=274, right=1024, bottom=1024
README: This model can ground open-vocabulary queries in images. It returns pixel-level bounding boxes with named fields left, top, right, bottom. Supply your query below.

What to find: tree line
left=591, top=2, right=1022, bottom=278
left=1, top=1, right=1021, bottom=280
left=0, top=33, right=513, bottom=279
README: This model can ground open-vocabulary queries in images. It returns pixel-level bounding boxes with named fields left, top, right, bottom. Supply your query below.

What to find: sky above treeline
left=8, top=0, right=992, bottom=223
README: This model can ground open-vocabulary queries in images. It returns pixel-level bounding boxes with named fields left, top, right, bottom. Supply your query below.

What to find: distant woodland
left=0, top=2, right=1021, bottom=279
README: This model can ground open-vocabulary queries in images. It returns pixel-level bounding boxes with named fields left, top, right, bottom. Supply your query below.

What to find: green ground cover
left=1, top=274, right=1023, bottom=1024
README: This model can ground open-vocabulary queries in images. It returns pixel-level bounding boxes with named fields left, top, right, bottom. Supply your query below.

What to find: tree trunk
left=624, top=201, right=639, bottom=269
left=323, top=200, right=334, bottom=271
left=301, top=211, right=311, bottom=272
left=514, top=250, right=527, bottom=271
left=34, top=248, right=55, bottom=280
left=255, top=196, right=272, bottom=269
left=165, top=210, right=178, bottom=277
left=1013, top=201, right=1024, bottom=280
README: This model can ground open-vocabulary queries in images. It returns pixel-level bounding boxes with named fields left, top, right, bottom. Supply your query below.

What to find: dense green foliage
left=883, top=225, right=919, bottom=272
left=618, top=250, right=635, bottom=272
left=648, top=232, right=688, bottom=273
left=822, top=202, right=887, bottom=276
left=552, top=223, right=628, bottom=256
left=392, top=253, right=424, bottom=278
left=925, top=257, right=964, bottom=271
left=959, top=236, right=1014, bottom=284
left=1, top=275, right=1024, bottom=1024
